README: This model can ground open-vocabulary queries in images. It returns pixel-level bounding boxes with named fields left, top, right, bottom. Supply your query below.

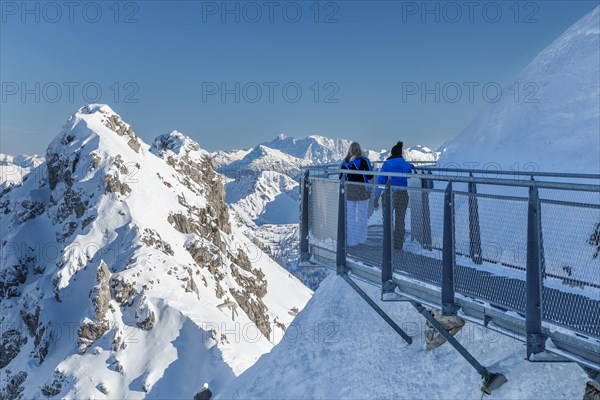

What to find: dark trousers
left=392, top=191, right=409, bottom=250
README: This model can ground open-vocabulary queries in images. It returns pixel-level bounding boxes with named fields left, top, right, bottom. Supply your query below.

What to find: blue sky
left=1, top=0, right=598, bottom=155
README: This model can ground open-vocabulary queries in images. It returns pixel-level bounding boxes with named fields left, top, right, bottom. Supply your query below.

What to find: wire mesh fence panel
left=346, top=181, right=382, bottom=269
left=453, top=191, right=528, bottom=313
left=308, top=178, right=339, bottom=263
left=538, top=188, right=600, bottom=338
left=394, top=187, right=444, bottom=286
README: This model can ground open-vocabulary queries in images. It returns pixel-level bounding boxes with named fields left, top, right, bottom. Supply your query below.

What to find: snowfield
left=221, top=274, right=589, bottom=399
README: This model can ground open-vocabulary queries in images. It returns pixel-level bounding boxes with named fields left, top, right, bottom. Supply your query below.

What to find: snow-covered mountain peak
left=0, top=106, right=311, bottom=398
left=150, top=130, right=208, bottom=160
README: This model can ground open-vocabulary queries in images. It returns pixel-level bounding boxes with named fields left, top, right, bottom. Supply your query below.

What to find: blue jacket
left=374, top=156, right=414, bottom=198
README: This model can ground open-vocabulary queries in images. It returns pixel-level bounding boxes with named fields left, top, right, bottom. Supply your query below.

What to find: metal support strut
left=340, top=272, right=412, bottom=345
left=411, top=302, right=508, bottom=394
left=526, top=182, right=547, bottom=358
left=299, top=170, right=310, bottom=262
left=381, top=178, right=394, bottom=293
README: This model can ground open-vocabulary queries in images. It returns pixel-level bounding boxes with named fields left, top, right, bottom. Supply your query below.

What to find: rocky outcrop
left=185, top=267, right=199, bottom=296
left=40, top=371, right=67, bottom=397
left=95, top=107, right=141, bottom=153
left=78, top=262, right=111, bottom=353
left=141, top=228, right=174, bottom=256
left=14, top=199, right=44, bottom=224
left=0, top=370, right=27, bottom=400
left=104, top=173, right=131, bottom=195
left=169, top=197, right=225, bottom=253
left=0, top=246, right=38, bottom=300
left=151, top=131, right=230, bottom=235
left=424, top=310, right=465, bottom=350
left=584, top=381, right=600, bottom=400
left=229, top=249, right=270, bottom=339
left=135, top=298, right=156, bottom=331
left=186, top=239, right=223, bottom=278
left=110, top=276, right=137, bottom=306
left=0, top=330, right=27, bottom=368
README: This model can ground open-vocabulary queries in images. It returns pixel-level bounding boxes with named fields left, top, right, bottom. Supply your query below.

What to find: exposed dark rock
left=0, top=250, right=35, bottom=299
left=93, top=262, right=111, bottom=320
left=110, top=277, right=137, bottom=306
left=19, top=306, right=40, bottom=336
left=127, top=138, right=141, bottom=153
left=104, top=173, right=131, bottom=195
left=31, top=325, right=49, bottom=363
left=82, top=214, right=95, bottom=229
left=0, top=329, right=27, bottom=368
left=185, top=268, right=199, bottom=296
left=47, top=153, right=73, bottom=190
left=0, top=370, right=27, bottom=400
left=424, top=310, right=466, bottom=350
left=78, top=321, right=109, bottom=353
left=166, top=153, right=231, bottom=235
left=100, top=113, right=141, bottom=153
left=136, top=311, right=156, bottom=331
left=215, top=283, right=225, bottom=299
left=186, top=240, right=222, bottom=277
left=78, top=262, right=111, bottom=353
left=40, top=371, right=66, bottom=397
left=96, top=383, right=109, bottom=395
left=584, top=380, right=600, bottom=400
left=141, top=228, right=174, bottom=256
left=91, top=152, right=102, bottom=169
left=15, top=199, right=45, bottom=223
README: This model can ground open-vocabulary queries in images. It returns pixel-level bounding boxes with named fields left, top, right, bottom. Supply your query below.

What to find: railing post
left=442, top=181, right=459, bottom=316
left=421, top=172, right=432, bottom=251
left=382, top=178, right=393, bottom=289
left=336, top=175, right=347, bottom=275
left=299, top=170, right=310, bottom=262
left=468, top=173, right=483, bottom=264
left=526, top=183, right=546, bottom=357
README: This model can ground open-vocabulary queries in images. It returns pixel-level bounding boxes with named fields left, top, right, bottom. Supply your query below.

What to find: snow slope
left=0, top=153, right=44, bottom=190
left=440, top=7, right=600, bottom=174
left=0, top=105, right=311, bottom=399
left=226, top=170, right=299, bottom=227
left=221, top=274, right=589, bottom=399
left=212, top=148, right=252, bottom=170
left=437, top=6, right=600, bottom=283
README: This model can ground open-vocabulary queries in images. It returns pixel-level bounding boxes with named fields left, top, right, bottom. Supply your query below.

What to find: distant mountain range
left=213, top=134, right=440, bottom=290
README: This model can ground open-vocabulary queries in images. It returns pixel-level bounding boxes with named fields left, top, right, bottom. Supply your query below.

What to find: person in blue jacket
left=373, top=141, right=413, bottom=250
left=340, top=142, right=373, bottom=247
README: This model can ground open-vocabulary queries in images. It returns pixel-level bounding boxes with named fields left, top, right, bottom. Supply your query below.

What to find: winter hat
left=391, top=141, right=403, bottom=156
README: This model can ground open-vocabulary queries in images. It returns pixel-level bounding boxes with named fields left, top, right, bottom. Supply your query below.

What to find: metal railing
left=299, top=165, right=600, bottom=372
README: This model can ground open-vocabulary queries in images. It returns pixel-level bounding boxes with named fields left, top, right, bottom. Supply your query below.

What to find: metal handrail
left=304, top=163, right=600, bottom=181
left=415, top=166, right=600, bottom=180
left=324, top=168, right=600, bottom=193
